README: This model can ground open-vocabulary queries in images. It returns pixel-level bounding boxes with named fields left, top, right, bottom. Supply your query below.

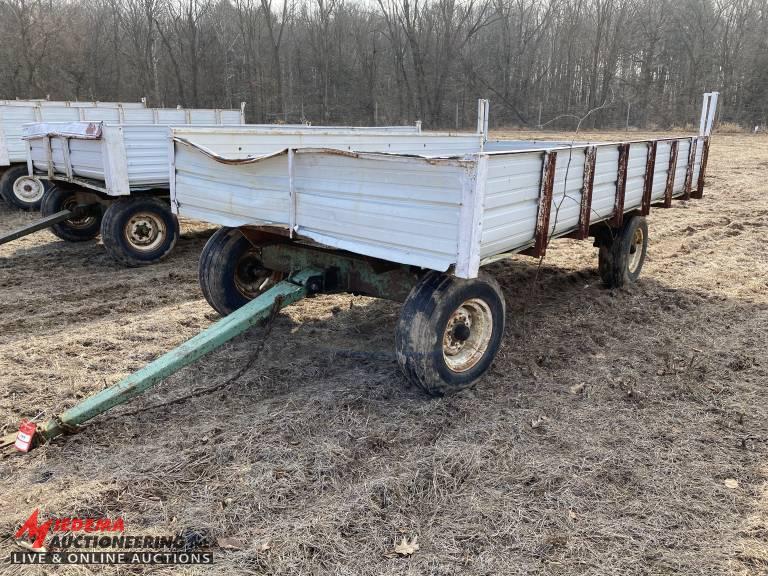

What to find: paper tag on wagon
left=15, top=420, right=37, bottom=452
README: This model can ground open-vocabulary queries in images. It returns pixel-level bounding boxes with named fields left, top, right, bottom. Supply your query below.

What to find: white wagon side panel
left=479, top=152, right=542, bottom=257
left=624, top=143, right=648, bottom=211
left=673, top=139, right=691, bottom=195
left=651, top=142, right=671, bottom=201
left=174, top=146, right=470, bottom=271
left=591, top=145, right=620, bottom=220
left=0, top=106, right=36, bottom=163
left=123, top=126, right=172, bottom=187
left=550, top=148, right=587, bottom=236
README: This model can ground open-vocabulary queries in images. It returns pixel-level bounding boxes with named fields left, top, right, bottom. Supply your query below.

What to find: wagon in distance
left=0, top=99, right=147, bottom=210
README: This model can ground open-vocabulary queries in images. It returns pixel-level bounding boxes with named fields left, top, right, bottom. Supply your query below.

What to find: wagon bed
left=170, top=130, right=710, bottom=279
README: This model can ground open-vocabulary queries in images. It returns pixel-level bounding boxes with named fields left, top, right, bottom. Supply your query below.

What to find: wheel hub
left=13, top=176, right=45, bottom=203
left=62, top=198, right=97, bottom=229
left=628, top=227, right=644, bottom=273
left=233, top=251, right=282, bottom=299
left=125, top=212, right=166, bottom=252
left=442, top=298, right=493, bottom=372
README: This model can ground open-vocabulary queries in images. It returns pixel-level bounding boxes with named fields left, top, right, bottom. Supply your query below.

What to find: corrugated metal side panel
left=188, top=110, right=217, bottom=123
left=29, top=137, right=107, bottom=180
left=550, top=148, right=587, bottom=235
left=171, top=130, right=482, bottom=158
left=624, top=143, right=648, bottom=211
left=673, top=139, right=691, bottom=194
left=220, top=111, right=243, bottom=124
left=68, top=139, right=106, bottom=180
left=294, top=153, right=464, bottom=269
left=479, top=152, right=542, bottom=257
left=1, top=106, right=36, bottom=162
left=174, top=147, right=465, bottom=271
left=122, top=126, right=172, bottom=186
left=175, top=145, right=290, bottom=225
left=122, top=109, right=156, bottom=124
left=591, top=145, right=620, bottom=219
left=651, top=142, right=671, bottom=201
left=81, top=109, right=121, bottom=122
left=29, top=138, right=51, bottom=172
left=692, top=137, right=704, bottom=185
left=156, top=110, right=187, bottom=123
left=39, top=108, right=81, bottom=122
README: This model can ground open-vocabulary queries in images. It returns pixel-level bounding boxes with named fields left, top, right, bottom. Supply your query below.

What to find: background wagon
left=0, top=99, right=147, bottom=210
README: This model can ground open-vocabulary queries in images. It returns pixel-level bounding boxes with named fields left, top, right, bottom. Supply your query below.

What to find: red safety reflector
left=15, top=420, right=36, bottom=452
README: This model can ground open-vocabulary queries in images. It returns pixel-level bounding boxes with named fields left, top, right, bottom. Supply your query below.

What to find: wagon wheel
left=100, top=197, right=179, bottom=266
left=198, top=227, right=285, bottom=316
left=0, top=165, right=49, bottom=211
left=598, top=215, right=649, bottom=288
left=395, top=271, right=506, bottom=396
left=41, top=185, right=102, bottom=242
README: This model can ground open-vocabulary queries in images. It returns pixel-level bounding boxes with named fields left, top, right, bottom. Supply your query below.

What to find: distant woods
left=0, top=0, right=765, bottom=130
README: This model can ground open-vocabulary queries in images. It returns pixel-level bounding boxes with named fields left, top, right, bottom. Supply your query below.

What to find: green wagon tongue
left=4, top=267, right=322, bottom=453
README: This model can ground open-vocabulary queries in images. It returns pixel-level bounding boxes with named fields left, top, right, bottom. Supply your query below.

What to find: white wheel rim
left=124, top=211, right=166, bottom=252
left=628, top=227, right=644, bottom=273
left=13, top=176, right=45, bottom=203
left=442, top=298, right=493, bottom=373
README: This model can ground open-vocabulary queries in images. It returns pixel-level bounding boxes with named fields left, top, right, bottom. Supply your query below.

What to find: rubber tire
left=199, top=227, right=276, bottom=316
left=598, top=215, right=649, bottom=288
left=395, top=271, right=506, bottom=396
left=100, top=197, right=179, bottom=266
left=40, top=185, right=102, bottom=242
left=0, top=165, right=48, bottom=211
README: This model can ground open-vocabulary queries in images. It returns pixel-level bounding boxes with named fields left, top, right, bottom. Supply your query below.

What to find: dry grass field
left=0, top=131, right=766, bottom=575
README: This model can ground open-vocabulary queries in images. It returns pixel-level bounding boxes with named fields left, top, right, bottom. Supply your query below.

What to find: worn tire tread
left=395, top=272, right=505, bottom=396
left=100, top=197, right=179, bottom=267
left=40, top=185, right=102, bottom=242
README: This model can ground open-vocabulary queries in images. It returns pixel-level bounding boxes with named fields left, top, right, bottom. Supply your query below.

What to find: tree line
left=0, top=0, right=765, bottom=130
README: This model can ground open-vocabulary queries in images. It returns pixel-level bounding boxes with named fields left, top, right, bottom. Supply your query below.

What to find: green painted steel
left=259, top=243, right=421, bottom=302
left=38, top=268, right=321, bottom=442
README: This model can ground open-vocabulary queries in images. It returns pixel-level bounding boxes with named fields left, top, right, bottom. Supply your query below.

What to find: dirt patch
left=0, top=133, right=766, bottom=575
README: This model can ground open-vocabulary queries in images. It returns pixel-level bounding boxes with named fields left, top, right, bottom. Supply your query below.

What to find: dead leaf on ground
left=390, top=535, right=419, bottom=557
left=218, top=537, right=245, bottom=550
left=17, top=540, right=47, bottom=553
left=255, top=540, right=271, bottom=552
left=724, top=478, right=739, bottom=489
left=530, top=415, right=549, bottom=429
left=569, top=383, right=585, bottom=395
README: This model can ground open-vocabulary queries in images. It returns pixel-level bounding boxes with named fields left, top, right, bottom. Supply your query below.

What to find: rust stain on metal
left=664, top=140, right=679, bottom=208
left=692, top=137, right=710, bottom=199
left=529, top=150, right=557, bottom=258
left=575, top=146, right=596, bottom=239
left=683, top=137, right=697, bottom=200
left=641, top=141, right=657, bottom=216
left=610, top=143, right=630, bottom=228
